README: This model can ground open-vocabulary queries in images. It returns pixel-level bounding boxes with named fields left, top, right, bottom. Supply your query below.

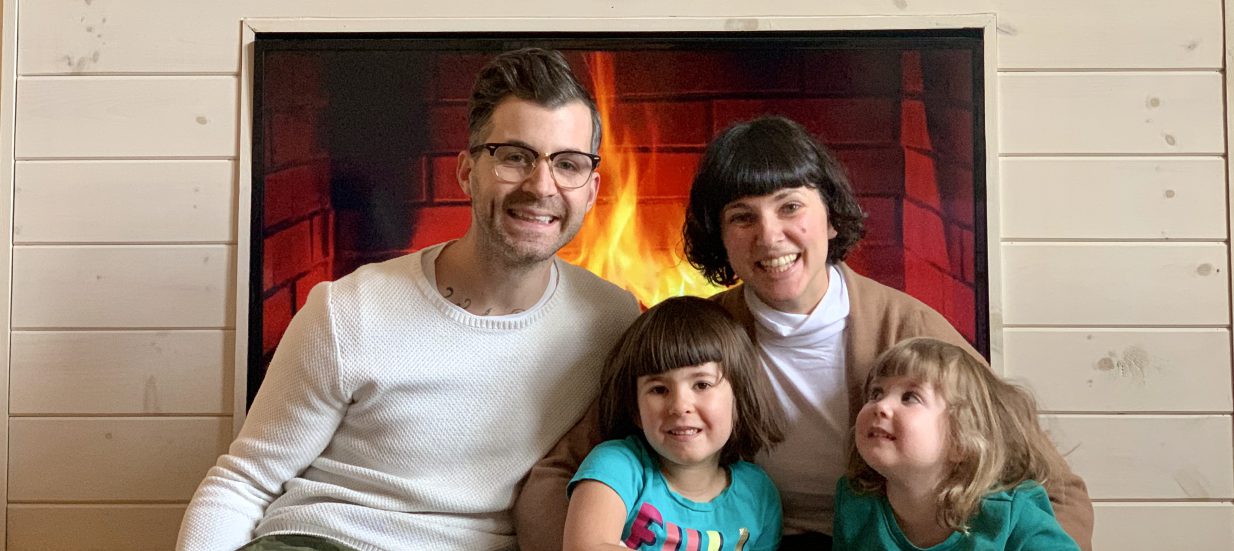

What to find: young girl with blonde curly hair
left=834, top=337, right=1080, bottom=550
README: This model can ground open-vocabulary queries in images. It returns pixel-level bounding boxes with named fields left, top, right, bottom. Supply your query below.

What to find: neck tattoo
left=441, top=286, right=526, bottom=316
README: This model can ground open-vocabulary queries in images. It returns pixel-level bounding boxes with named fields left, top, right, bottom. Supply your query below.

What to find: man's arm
left=515, top=403, right=603, bottom=551
left=176, top=283, right=349, bottom=551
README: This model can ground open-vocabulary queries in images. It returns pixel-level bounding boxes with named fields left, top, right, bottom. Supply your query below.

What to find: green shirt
left=833, top=478, right=1080, bottom=551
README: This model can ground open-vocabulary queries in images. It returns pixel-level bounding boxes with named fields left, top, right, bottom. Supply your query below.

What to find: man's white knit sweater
left=177, top=244, right=640, bottom=551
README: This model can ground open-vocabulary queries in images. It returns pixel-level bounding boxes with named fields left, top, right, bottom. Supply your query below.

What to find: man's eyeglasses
left=470, top=143, right=601, bottom=190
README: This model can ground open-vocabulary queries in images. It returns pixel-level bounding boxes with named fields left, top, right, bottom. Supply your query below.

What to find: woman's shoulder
left=839, top=262, right=928, bottom=311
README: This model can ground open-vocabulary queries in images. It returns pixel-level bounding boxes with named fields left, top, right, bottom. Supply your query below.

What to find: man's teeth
left=759, top=254, right=798, bottom=272
left=511, top=211, right=555, bottom=224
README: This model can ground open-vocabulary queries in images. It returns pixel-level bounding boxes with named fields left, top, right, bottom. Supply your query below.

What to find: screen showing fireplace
left=249, top=32, right=987, bottom=404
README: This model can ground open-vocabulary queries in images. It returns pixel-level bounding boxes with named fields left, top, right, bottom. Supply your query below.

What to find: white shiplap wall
left=3, top=1, right=1231, bottom=549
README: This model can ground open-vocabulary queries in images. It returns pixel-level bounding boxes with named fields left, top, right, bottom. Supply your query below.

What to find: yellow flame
left=559, top=52, right=725, bottom=306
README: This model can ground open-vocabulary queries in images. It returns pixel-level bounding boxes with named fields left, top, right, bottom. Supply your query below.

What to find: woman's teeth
left=759, top=254, right=798, bottom=273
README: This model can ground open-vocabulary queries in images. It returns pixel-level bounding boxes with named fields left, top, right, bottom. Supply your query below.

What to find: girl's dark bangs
left=630, top=317, right=728, bottom=377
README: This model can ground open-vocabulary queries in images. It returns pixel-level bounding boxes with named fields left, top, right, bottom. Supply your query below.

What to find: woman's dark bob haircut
left=598, top=296, right=784, bottom=466
left=684, top=115, right=867, bottom=286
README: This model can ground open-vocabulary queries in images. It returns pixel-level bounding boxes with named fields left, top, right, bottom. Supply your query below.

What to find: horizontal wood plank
left=14, top=1, right=1223, bottom=73
left=999, top=72, right=1224, bottom=154
left=14, top=160, right=235, bottom=243
left=1001, top=243, right=1228, bottom=326
left=7, top=504, right=185, bottom=551
left=1003, top=328, right=1231, bottom=412
left=1045, top=414, right=1234, bottom=499
left=994, top=0, right=1222, bottom=69
left=10, top=330, right=234, bottom=415
left=8, top=417, right=232, bottom=501
left=11, top=245, right=235, bottom=328
left=1092, top=503, right=1234, bottom=550
left=15, top=76, right=237, bottom=158
left=1000, top=157, right=1227, bottom=239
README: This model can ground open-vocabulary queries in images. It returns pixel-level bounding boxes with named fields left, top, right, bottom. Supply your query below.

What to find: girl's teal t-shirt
left=569, top=436, right=782, bottom=551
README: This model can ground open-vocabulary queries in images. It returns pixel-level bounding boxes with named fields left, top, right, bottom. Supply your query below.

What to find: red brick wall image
left=254, top=41, right=984, bottom=390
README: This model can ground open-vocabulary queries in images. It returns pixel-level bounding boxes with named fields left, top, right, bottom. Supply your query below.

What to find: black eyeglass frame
left=469, top=142, right=602, bottom=189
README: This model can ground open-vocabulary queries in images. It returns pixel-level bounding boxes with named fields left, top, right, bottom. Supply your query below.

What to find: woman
left=514, top=116, right=1093, bottom=551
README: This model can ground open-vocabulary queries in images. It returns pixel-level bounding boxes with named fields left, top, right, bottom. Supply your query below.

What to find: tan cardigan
left=514, top=263, right=1094, bottom=551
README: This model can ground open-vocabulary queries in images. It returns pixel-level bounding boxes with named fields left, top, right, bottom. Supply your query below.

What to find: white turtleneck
left=747, top=264, right=851, bottom=536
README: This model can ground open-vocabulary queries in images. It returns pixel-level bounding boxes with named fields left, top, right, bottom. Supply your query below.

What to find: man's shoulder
left=331, top=252, right=424, bottom=292
left=556, top=260, right=639, bottom=306
left=312, top=252, right=429, bottom=321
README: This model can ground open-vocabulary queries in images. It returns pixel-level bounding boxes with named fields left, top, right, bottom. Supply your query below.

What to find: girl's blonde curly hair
left=846, top=337, right=1072, bottom=532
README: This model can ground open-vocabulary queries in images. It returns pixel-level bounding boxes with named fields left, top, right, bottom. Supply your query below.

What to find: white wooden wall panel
left=1045, top=414, right=1234, bottom=499
left=4, top=0, right=1234, bottom=548
left=9, top=331, right=234, bottom=415
left=1003, top=328, right=1232, bottom=412
left=1000, top=157, right=1227, bottom=239
left=1092, top=503, right=1234, bottom=550
left=14, top=0, right=1224, bottom=73
left=7, top=505, right=184, bottom=551
left=14, top=160, right=235, bottom=243
left=7, top=418, right=231, bottom=501
left=11, top=246, right=235, bottom=328
left=1002, top=243, right=1228, bottom=326
left=992, top=0, right=1223, bottom=69
left=15, top=77, right=237, bottom=158
left=999, top=72, right=1225, bottom=154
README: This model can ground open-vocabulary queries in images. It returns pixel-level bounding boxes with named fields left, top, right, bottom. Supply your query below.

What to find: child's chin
left=857, top=451, right=891, bottom=473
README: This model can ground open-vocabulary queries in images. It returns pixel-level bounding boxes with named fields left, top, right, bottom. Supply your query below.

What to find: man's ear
left=583, top=171, right=600, bottom=212
left=456, top=150, right=475, bottom=198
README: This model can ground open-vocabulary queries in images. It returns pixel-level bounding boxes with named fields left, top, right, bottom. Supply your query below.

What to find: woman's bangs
left=720, top=154, right=819, bottom=206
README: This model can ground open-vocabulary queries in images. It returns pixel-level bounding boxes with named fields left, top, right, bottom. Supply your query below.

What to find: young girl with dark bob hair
left=563, top=296, right=785, bottom=551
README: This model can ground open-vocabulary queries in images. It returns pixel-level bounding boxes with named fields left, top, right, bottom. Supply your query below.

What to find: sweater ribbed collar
left=414, top=242, right=561, bottom=331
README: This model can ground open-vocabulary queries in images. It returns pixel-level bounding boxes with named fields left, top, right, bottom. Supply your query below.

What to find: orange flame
left=559, top=52, right=725, bottom=306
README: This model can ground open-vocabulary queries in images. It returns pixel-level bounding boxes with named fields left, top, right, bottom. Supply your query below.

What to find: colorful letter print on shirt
left=624, top=502, right=751, bottom=550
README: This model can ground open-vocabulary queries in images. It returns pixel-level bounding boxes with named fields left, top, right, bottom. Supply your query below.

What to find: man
left=177, top=48, right=640, bottom=551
